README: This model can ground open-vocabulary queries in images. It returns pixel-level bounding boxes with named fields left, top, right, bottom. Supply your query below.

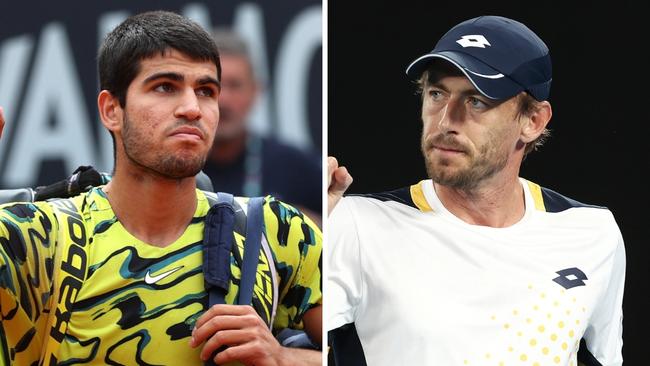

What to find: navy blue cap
left=405, top=16, right=552, bottom=101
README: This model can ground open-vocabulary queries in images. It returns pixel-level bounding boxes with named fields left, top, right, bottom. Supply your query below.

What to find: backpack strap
left=202, top=192, right=236, bottom=307
left=237, top=196, right=264, bottom=306
left=41, top=197, right=90, bottom=365
left=203, top=193, right=266, bottom=366
left=202, top=193, right=266, bottom=307
left=33, top=165, right=107, bottom=202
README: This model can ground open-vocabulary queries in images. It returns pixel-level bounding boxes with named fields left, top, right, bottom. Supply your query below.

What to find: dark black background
left=329, top=1, right=649, bottom=361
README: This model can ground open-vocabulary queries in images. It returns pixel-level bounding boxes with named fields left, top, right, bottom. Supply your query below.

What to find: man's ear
left=98, top=90, right=123, bottom=133
left=521, top=100, right=552, bottom=143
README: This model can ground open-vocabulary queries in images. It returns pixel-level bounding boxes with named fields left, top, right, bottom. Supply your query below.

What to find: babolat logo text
left=49, top=199, right=88, bottom=344
left=552, top=267, right=588, bottom=290
left=456, top=35, right=491, bottom=48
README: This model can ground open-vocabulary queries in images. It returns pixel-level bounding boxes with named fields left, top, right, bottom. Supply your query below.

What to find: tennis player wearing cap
left=327, top=15, right=625, bottom=366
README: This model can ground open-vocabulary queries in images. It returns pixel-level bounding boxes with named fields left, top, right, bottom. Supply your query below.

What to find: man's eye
left=196, top=87, right=216, bottom=97
left=468, top=96, right=488, bottom=109
left=429, top=90, right=443, bottom=100
left=154, top=83, right=174, bottom=93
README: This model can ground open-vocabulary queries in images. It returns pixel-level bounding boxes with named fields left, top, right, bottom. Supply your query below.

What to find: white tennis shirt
left=327, top=179, right=624, bottom=366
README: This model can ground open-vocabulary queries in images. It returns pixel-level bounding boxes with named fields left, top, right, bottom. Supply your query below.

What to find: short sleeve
left=0, top=202, right=59, bottom=365
left=263, top=197, right=322, bottom=331
left=582, top=229, right=625, bottom=366
left=326, top=197, right=364, bottom=331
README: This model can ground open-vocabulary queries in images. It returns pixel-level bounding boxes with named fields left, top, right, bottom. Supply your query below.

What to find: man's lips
left=433, top=144, right=465, bottom=153
left=169, top=126, right=204, bottom=141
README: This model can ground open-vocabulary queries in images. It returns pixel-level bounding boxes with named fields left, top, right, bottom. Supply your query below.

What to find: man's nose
left=175, top=89, right=202, bottom=121
left=437, top=97, right=464, bottom=130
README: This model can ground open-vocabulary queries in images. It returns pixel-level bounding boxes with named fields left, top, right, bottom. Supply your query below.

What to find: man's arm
left=302, top=304, right=322, bottom=345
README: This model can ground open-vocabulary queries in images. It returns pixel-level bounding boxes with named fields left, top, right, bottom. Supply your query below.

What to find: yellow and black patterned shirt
left=0, top=188, right=322, bottom=365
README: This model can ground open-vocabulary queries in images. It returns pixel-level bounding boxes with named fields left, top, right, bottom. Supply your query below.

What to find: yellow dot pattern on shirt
left=467, top=284, right=587, bottom=366
left=470, top=285, right=587, bottom=365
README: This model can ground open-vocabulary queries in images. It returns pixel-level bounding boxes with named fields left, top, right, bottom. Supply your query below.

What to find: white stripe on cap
left=407, top=54, right=499, bottom=99
left=465, top=68, right=504, bottom=79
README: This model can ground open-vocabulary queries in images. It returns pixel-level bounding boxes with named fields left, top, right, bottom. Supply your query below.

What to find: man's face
left=420, top=72, right=522, bottom=190
left=119, top=49, right=220, bottom=179
left=215, top=54, right=257, bottom=141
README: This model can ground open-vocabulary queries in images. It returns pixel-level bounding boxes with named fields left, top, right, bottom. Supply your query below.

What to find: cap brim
left=405, top=51, right=524, bottom=100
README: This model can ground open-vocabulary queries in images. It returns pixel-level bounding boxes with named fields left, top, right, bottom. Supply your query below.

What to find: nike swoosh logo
left=144, top=266, right=184, bottom=285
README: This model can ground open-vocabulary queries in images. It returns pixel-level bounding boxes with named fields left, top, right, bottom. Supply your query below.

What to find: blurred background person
left=204, top=28, right=322, bottom=225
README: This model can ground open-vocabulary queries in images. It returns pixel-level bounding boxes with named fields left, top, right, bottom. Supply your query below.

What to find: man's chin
left=154, top=156, right=206, bottom=180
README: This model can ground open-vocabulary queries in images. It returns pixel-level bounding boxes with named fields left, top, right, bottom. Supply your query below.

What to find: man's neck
left=102, top=167, right=198, bottom=247
left=434, top=172, right=526, bottom=228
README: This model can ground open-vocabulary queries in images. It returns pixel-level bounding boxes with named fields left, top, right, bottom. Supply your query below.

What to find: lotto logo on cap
left=405, top=16, right=552, bottom=101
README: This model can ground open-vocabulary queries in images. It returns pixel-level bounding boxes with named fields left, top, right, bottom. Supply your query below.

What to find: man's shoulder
left=524, top=180, right=619, bottom=230
left=525, top=180, right=621, bottom=239
left=342, top=182, right=428, bottom=213
left=203, top=191, right=321, bottom=236
left=0, top=199, right=54, bottom=223
left=254, top=194, right=321, bottom=248
left=224, top=193, right=312, bottom=219
left=526, top=180, right=607, bottom=213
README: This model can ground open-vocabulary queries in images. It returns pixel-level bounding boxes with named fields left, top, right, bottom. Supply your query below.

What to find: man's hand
left=0, top=106, right=5, bottom=139
left=190, top=304, right=320, bottom=365
left=327, top=157, right=353, bottom=215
